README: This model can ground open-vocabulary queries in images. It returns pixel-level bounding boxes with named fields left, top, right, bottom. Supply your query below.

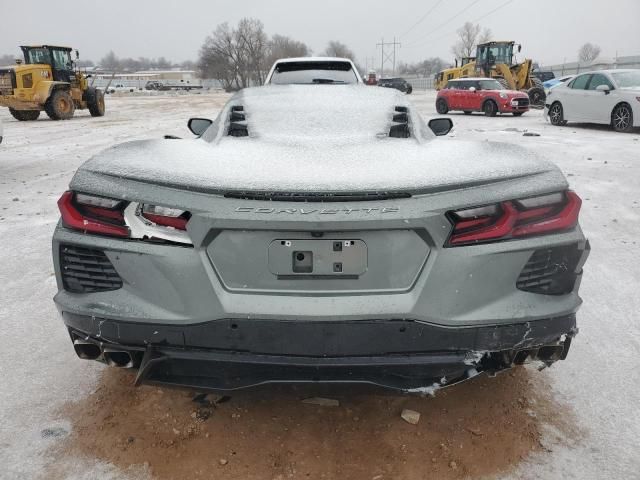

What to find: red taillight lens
left=140, top=205, right=190, bottom=231
left=447, top=191, right=581, bottom=246
left=58, top=191, right=129, bottom=238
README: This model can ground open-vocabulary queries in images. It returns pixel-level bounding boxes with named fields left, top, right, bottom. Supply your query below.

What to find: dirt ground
left=47, top=365, right=576, bottom=480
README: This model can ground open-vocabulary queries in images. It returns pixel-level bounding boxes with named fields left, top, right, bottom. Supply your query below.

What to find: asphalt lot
left=0, top=90, right=639, bottom=480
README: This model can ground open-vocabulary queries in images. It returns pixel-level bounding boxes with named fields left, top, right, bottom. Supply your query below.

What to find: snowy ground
left=0, top=91, right=638, bottom=479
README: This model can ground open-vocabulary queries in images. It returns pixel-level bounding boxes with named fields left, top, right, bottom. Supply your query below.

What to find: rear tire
left=483, top=100, right=497, bottom=117
left=464, top=111, right=472, bottom=115
left=549, top=102, right=566, bottom=126
left=45, top=89, right=75, bottom=120
left=85, top=88, right=105, bottom=117
left=406, top=86, right=412, bottom=94
left=513, top=112, right=524, bottom=117
left=528, top=86, right=546, bottom=107
left=612, top=103, right=633, bottom=132
left=9, top=109, right=40, bottom=121
left=436, top=98, right=449, bottom=114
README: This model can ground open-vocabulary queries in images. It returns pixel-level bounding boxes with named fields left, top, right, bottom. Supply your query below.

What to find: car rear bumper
left=63, top=311, right=577, bottom=391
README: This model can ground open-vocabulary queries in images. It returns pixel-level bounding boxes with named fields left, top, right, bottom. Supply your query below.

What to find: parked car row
left=363, top=71, right=413, bottom=94
left=433, top=69, right=639, bottom=133
left=377, top=77, right=413, bottom=94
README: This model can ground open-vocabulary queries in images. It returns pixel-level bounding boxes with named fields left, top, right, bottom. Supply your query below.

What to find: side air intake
left=228, top=105, right=248, bottom=137
left=389, top=106, right=410, bottom=138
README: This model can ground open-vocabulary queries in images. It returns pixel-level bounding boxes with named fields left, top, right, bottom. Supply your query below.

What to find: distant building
left=540, top=54, right=640, bottom=76
left=91, top=70, right=199, bottom=89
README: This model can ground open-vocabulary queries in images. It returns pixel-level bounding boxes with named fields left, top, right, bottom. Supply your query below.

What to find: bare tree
left=198, top=22, right=241, bottom=90
left=578, top=43, right=601, bottom=63
left=266, top=34, right=310, bottom=67
left=236, top=18, right=269, bottom=85
left=198, top=18, right=270, bottom=89
left=322, top=41, right=356, bottom=61
left=479, top=28, right=492, bottom=45
left=451, top=22, right=480, bottom=59
left=100, top=51, right=119, bottom=70
left=398, top=57, right=447, bottom=77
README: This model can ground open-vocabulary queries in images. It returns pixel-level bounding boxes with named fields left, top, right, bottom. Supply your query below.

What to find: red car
left=436, top=78, right=529, bottom=117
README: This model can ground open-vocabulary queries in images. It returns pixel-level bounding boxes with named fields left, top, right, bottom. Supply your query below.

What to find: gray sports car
left=52, top=84, right=589, bottom=392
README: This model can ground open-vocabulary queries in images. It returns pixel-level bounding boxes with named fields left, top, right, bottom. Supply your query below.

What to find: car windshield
left=270, top=61, right=358, bottom=85
left=478, top=79, right=503, bottom=90
left=611, top=71, right=640, bottom=88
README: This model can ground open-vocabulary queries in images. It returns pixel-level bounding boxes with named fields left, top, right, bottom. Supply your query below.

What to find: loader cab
left=20, top=45, right=75, bottom=83
left=475, top=41, right=516, bottom=76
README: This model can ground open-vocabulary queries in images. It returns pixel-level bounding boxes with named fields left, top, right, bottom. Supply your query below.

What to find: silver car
left=52, top=84, right=589, bottom=392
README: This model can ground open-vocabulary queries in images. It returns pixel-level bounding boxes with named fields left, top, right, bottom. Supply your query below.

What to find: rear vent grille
left=516, top=244, right=584, bottom=295
left=224, top=191, right=412, bottom=202
left=389, top=106, right=410, bottom=138
left=60, top=245, right=123, bottom=293
left=228, top=105, right=248, bottom=137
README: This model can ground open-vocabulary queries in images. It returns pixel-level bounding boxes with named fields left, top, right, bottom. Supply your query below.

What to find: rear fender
left=34, top=80, right=70, bottom=104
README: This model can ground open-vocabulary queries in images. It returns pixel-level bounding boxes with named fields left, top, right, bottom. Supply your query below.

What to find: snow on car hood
left=74, top=85, right=565, bottom=193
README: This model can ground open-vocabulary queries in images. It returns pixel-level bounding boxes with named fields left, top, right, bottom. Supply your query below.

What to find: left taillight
left=140, top=204, right=190, bottom=231
left=58, top=191, right=130, bottom=238
left=446, top=191, right=581, bottom=247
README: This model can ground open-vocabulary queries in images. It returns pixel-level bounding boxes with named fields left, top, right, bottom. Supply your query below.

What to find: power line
left=404, top=0, right=514, bottom=49
left=400, top=0, right=444, bottom=39
left=404, top=0, right=482, bottom=48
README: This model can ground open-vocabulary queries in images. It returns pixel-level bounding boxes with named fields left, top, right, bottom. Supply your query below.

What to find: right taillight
left=446, top=191, right=581, bottom=247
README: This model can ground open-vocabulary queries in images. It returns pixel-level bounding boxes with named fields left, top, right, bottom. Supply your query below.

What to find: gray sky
left=2, top=0, right=639, bottom=67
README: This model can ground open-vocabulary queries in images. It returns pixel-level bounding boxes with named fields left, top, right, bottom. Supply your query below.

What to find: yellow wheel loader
left=0, top=45, right=105, bottom=121
left=434, top=41, right=546, bottom=107
left=434, top=57, right=475, bottom=90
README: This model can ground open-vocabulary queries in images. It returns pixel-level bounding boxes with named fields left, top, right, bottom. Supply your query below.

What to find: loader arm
left=494, top=64, right=518, bottom=90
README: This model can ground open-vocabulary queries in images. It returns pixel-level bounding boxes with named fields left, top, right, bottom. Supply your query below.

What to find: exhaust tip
left=73, top=340, right=102, bottom=360
left=103, top=349, right=134, bottom=368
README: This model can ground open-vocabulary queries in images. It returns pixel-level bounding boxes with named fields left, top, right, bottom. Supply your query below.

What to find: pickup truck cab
left=106, top=83, right=135, bottom=94
left=436, top=78, right=530, bottom=117
left=265, top=57, right=362, bottom=85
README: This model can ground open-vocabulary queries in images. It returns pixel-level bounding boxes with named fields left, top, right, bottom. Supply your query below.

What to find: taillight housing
left=58, top=191, right=129, bottom=238
left=140, top=204, right=190, bottom=231
left=446, top=191, right=581, bottom=247
left=57, top=192, right=192, bottom=243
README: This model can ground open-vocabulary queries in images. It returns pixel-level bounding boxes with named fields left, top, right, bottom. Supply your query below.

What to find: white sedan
left=545, top=69, right=640, bottom=132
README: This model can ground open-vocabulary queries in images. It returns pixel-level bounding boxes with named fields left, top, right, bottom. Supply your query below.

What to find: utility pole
left=376, top=37, right=401, bottom=76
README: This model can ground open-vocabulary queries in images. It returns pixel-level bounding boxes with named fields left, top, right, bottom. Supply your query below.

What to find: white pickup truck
left=265, top=57, right=362, bottom=85
left=105, top=83, right=136, bottom=94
